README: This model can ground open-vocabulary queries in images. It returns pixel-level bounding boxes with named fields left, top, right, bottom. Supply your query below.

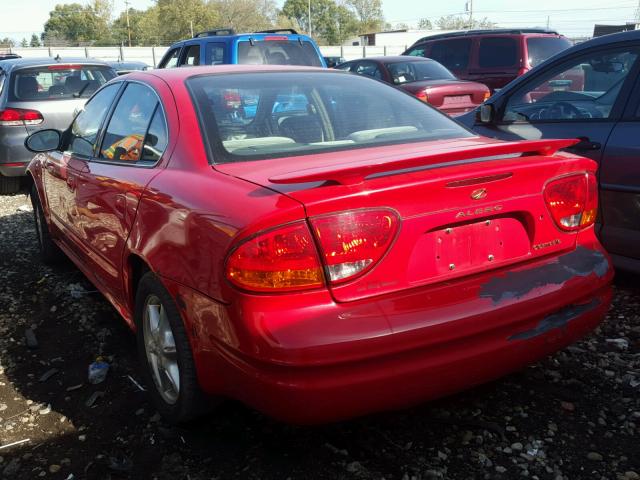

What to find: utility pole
left=124, top=0, right=132, bottom=47
left=636, top=0, right=640, bottom=26
left=190, top=20, right=194, bottom=37
left=308, top=0, right=312, bottom=37
left=546, top=15, right=550, bottom=29
left=468, top=0, right=473, bottom=29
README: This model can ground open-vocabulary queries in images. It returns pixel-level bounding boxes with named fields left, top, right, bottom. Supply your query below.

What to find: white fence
left=10, top=45, right=412, bottom=67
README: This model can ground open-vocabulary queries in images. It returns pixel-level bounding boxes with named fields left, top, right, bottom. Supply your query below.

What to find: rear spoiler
left=269, top=139, right=579, bottom=186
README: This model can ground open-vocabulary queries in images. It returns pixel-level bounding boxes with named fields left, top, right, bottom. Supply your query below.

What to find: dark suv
left=157, top=28, right=325, bottom=68
left=403, top=29, right=572, bottom=92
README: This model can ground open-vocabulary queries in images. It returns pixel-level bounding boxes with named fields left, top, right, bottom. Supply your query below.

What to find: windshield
left=10, top=65, right=116, bottom=101
left=237, top=41, right=323, bottom=67
left=386, top=60, right=455, bottom=84
left=187, top=72, right=473, bottom=163
left=527, top=37, right=572, bottom=67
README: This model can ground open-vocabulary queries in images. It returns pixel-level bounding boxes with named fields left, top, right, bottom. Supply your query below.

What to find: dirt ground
left=0, top=192, right=639, bottom=480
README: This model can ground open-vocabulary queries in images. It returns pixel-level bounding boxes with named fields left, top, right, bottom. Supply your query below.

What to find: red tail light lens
left=415, top=90, right=429, bottom=103
left=310, top=209, right=399, bottom=283
left=226, top=222, right=324, bottom=292
left=0, top=108, right=44, bottom=126
left=544, top=173, right=598, bottom=231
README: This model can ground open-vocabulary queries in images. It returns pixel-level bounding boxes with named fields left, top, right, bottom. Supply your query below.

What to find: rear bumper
left=166, top=242, right=613, bottom=424
left=0, top=126, right=30, bottom=177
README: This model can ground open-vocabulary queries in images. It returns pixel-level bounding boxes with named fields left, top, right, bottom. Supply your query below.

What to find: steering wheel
left=543, top=101, right=584, bottom=120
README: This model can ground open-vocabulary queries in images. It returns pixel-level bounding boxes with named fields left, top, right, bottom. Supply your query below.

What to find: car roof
left=411, top=28, right=561, bottom=45
left=128, top=64, right=332, bottom=82
left=0, top=57, right=111, bottom=73
left=169, top=31, right=316, bottom=48
left=344, top=56, right=437, bottom=64
left=562, top=28, right=640, bottom=52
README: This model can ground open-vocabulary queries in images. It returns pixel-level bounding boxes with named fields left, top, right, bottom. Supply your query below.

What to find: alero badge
left=470, top=188, right=487, bottom=200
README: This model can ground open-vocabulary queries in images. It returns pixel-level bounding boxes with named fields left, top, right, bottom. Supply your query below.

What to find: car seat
left=279, top=115, right=324, bottom=143
left=64, top=76, right=85, bottom=94
left=17, top=76, right=39, bottom=99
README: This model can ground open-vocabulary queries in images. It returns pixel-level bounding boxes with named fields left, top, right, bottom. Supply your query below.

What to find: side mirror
left=25, top=129, right=62, bottom=153
left=477, top=103, right=495, bottom=124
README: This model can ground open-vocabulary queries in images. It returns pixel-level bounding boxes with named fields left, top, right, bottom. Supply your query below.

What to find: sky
left=0, top=0, right=638, bottom=42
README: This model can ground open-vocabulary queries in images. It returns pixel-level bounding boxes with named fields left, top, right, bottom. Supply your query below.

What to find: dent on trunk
left=479, top=246, right=609, bottom=304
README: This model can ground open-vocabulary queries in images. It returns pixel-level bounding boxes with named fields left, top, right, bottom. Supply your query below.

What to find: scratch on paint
left=480, top=247, right=608, bottom=304
left=508, top=299, right=600, bottom=341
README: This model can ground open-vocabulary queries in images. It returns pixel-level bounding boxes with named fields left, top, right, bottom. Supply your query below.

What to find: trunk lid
left=217, top=137, right=592, bottom=302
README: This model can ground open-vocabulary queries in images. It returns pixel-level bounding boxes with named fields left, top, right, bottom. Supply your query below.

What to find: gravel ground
left=0, top=192, right=639, bottom=480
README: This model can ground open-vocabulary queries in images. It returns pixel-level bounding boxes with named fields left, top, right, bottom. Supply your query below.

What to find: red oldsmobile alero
left=24, top=65, right=613, bottom=424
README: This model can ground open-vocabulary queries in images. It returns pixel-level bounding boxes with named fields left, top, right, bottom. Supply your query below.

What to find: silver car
left=0, top=57, right=116, bottom=194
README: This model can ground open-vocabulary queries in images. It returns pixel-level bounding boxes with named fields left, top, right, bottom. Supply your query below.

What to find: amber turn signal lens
left=226, top=222, right=324, bottom=292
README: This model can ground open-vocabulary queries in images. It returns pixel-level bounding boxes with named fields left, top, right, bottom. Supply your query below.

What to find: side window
left=504, top=48, right=639, bottom=122
left=355, top=62, right=382, bottom=80
left=180, top=44, right=200, bottom=66
left=405, top=46, right=426, bottom=57
left=479, top=38, right=518, bottom=68
left=429, top=39, right=471, bottom=71
left=99, top=83, right=159, bottom=163
left=159, top=48, right=181, bottom=68
left=67, top=84, right=121, bottom=157
left=205, top=42, right=225, bottom=65
left=140, top=108, right=168, bottom=163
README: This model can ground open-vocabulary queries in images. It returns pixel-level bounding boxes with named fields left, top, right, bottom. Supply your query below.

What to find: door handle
left=572, top=137, right=601, bottom=151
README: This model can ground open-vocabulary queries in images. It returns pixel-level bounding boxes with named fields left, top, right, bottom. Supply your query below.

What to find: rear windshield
left=385, top=60, right=455, bottom=84
left=10, top=65, right=116, bottom=101
left=237, top=40, right=323, bottom=67
left=187, top=72, right=473, bottom=163
left=527, top=37, right=573, bottom=67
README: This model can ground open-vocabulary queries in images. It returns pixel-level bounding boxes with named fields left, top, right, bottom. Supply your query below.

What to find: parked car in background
left=0, top=57, right=116, bottom=193
left=108, top=60, right=150, bottom=75
left=25, top=65, right=612, bottom=424
left=323, top=55, right=346, bottom=68
left=459, top=29, right=640, bottom=273
left=157, top=28, right=325, bottom=68
left=337, top=56, right=489, bottom=116
left=403, top=29, right=572, bottom=92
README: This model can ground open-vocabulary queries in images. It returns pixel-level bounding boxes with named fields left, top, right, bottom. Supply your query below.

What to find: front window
left=237, top=41, right=322, bottom=67
left=11, top=65, right=115, bottom=101
left=180, top=44, right=200, bottom=66
left=386, top=61, right=455, bottom=84
left=187, top=72, right=473, bottom=163
left=159, top=48, right=180, bottom=68
left=503, top=48, right=639, bottom=122
left=527, top=37, right=573, bottom=67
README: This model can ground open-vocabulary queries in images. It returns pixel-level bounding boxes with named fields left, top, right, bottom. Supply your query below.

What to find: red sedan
left=26, top=65, right=612, bottom=424
left=336, top=56, right=490, bottom=116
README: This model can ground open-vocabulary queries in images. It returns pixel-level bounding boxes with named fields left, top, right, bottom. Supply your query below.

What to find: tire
left=29, top=184, right=62, bottom=264
left=0, top=176, right=21, bottom=195
left=135, top=271, right=208, bottom=423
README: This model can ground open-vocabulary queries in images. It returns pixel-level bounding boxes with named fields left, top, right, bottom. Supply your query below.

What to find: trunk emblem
left=471, top=188, right=487, bottom=200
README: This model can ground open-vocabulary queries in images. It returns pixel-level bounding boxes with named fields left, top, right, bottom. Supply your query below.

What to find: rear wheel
left=0, top=176, right=21, bottom=195
left=30, top=184, right=61, bottom=264
left=135, top=271, right=208, bottom=423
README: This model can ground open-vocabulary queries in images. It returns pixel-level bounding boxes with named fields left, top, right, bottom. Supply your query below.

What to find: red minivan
left=403, top=29, right=572, bottom=92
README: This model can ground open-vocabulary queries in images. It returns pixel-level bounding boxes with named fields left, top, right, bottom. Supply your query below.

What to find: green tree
left=30, top=34, right=41, bottom=47
left=282, top=0, right=358, bottom=44
left=0, top=37, right=16, bottom=47
left=209, top=0, right=277, bottom=33
left=436, top=14, right=496, bottom=30
left=20, top=38, right=29, bottom=47
left=345, top=0, right=384, bottom=34
left=153, top=0, right=218, bottom=44
left=418, top=18, right=432, bottom=30
left=43, top=3, right=110, bottom=45
left=112, top=8, right=148, bottom=46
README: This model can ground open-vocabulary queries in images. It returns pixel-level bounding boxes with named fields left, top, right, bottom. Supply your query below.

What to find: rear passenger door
left=468, top=36, right=520, bottom=91
left=428, top=39, right=472, bottom=79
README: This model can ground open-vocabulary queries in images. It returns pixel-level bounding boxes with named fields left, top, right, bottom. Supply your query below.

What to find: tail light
left=310, top=209, right=399, bottom=283
left=226, top=222, right=324, bottom=292
left=225, top=209, right=400, bottom=292
left=483, top=91, right=491, bottom=102
left=544, top=173, right=598, bottom=231
left=0, top=108, right=44, bottom=126
left=415, top=90, right=429, bottom=103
